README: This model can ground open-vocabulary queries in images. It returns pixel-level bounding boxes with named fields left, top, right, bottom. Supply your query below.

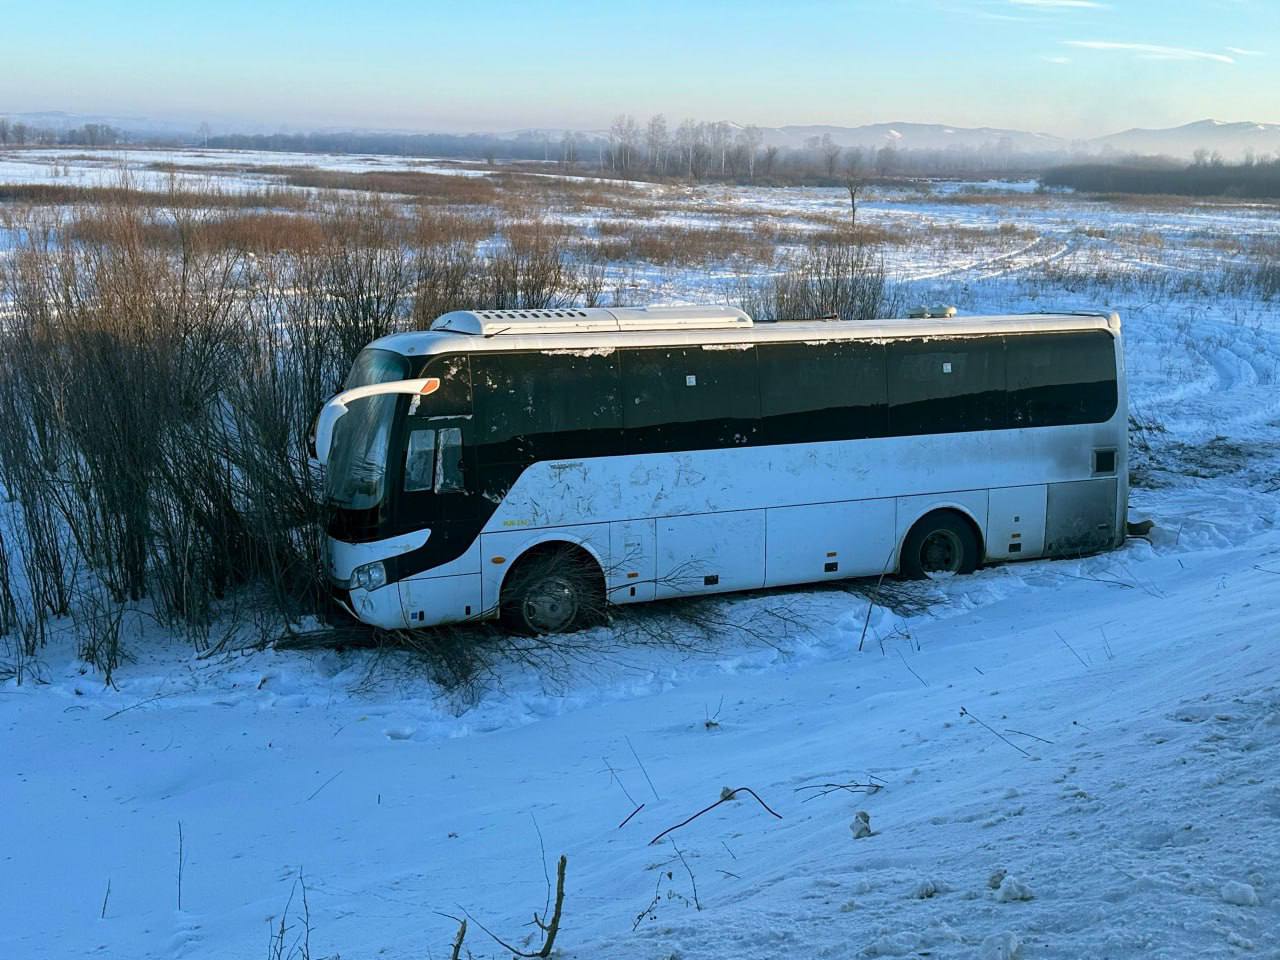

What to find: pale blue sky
left=2, top=0, right=1275, bottom=136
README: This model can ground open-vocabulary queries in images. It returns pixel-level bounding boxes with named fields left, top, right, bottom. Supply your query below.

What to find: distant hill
left=7, top=110, right=1279, bottom=162
left=500, top=119, right=1280, bottom=160
left=761, top=122, right=1070, bottom=154
left=753, top=119, right=1279, bottom=160
left=1089, top=119, right=1280, bottom=160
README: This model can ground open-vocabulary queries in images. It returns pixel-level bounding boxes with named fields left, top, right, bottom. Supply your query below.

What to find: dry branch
left=649, top=786, right=782, bottom=845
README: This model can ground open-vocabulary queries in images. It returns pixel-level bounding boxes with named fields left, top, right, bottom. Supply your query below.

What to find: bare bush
left=740, top=237, right=899, bottom=322
left=590, top=221, right=777, bottom=266
left=1250, top=243, right=1280, bottom=299
left=0, top=178, right=610, bottom=673
left=283, top=168, right=499, bottom=206
left=0, top=522, right=16, bottom=638
left=0, top=180, right=307, bottom=210
left=72, top=581, right=128, bottom=686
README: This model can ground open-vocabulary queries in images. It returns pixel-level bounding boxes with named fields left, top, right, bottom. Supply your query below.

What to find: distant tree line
left=0, top=118, right=129, bottom=147
left=205, top=115, right=1068, bottom=184
left=1043, top=154, right=1280, bottom=199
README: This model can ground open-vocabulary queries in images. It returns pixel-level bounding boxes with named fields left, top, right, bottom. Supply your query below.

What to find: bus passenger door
left=396, top=412, right=486, bottom=625
left=609, top=519, right=656, bottom=604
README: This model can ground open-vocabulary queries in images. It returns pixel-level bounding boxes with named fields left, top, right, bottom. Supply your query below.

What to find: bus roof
left=369, top=309, right=1121, bottom=358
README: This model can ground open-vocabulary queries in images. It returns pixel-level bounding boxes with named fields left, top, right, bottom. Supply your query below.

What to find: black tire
left=500, top=546, right=605, bottom=635
left=899, top=512, right=980, bottom=580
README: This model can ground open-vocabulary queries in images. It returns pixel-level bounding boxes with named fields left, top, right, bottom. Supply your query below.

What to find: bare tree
left=709, top=121, right=732, bottom=176
left=559, top=130, right=577, bottom=168
left=645, top=114, right=669, bottom=175
left=845, top=175, right=861, bottom=228
left=609, top=114, right=641, bottom=173
left=762, top=144, right=779, bottom=176
left=737, top=125, right=763, bottom=179
left=675, top=118, right=700, bottom=178
left=821, top=133, right=842, bottom=177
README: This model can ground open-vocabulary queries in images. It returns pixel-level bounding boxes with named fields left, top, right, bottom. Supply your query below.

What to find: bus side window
left=1007, top=331, right=1118, bottom=427
left=758, top=340, right=887, bottom=442
left=472, top=351, right=622, bottom=464
left=622, top=346, right=759, bottom=452
left=404, top=429, right=437, bottom=492
left=887, top=336, right=1007, bottom=436
left=435, top=427, right=466, bottom=493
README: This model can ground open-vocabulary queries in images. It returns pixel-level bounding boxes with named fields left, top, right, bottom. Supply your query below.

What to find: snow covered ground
left=2, top=148, right=1279, bottom=959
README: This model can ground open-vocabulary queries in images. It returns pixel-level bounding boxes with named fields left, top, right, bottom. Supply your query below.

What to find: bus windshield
left=345, top=348, right=411, bottom=389
left=325, top=394, right=398, bottom=510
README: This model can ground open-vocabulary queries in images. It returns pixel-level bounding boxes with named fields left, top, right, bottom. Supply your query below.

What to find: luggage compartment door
left=609, top=519, right=656, bottom=605
left=656, top=510, right=765, bottom=599
left=987, top=484, right=1047, bottom=560
left=765, top=499, right=896, bottom=586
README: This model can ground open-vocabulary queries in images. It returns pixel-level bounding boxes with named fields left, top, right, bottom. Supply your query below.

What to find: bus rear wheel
left=500, top=545, right=605, bottom=635
left=900, top=512, right=980, bottom=580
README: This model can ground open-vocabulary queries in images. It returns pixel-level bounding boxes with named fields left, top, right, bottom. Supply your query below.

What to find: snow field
left=1, top=146, right=1279, bottom=959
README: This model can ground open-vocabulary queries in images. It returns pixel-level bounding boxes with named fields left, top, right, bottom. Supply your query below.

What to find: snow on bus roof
left=372, top=309, right=1120, bottom=357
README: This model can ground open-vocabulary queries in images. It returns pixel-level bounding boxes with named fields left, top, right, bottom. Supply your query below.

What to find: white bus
left=314, top=306, right=1127, bottom=634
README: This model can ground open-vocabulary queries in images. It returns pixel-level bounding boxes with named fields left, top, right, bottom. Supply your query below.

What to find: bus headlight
left=351, top=561, right=387, bottom=591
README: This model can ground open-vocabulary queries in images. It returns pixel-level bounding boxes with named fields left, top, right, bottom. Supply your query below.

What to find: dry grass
left=589, top=221, right=777, bottom=266
left=284, top=168, right=500, bottom=206
left=0, top=181, right=308, bottom=209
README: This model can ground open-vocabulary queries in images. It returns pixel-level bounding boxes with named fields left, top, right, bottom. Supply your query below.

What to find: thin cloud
left=1225, top=46, right=1265, bottom=56
left=1063, top=40, right=1236, bottom=64
left=1011, top=0, right=1106, bottom=8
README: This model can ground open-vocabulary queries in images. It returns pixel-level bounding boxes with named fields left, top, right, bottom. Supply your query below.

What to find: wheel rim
left=920, top=529, right=963, bottom=575
left=522, top=575, right=579, bottom=633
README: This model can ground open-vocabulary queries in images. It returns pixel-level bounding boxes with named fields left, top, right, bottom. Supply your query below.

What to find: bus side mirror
left=313, top=398, right=348, bottom=466
left=313, top=377, right=440, bottom=467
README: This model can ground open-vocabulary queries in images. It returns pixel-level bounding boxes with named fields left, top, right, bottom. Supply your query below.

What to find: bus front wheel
left=900, top=512, right=980, bottom=580
left=500, top=545, right=605, bottom=635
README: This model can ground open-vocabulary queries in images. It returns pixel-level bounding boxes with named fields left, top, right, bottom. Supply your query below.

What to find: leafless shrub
left=266, top=869, right=314, bottom=960
left=589, top=221, right=777, bottom=266
left=0, top=181, right=306, bottom=210
left=1248, top=243, right=1280, bottom=299
left=0, top=176, right=613, bottom=673
left=284, top=168, right=499, bottom=206
left=463, top=853, right=568, bottom=958
left=0, top=522, right=16, bottom=639
left=740, top=236, right=900, bottom=322
left=72, top=580, right=128, bottom=686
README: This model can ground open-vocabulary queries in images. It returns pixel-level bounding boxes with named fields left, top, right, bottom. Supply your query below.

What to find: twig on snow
left=626, top=735, right=661, bottom=802
left=102, top=692, right=173, bottom=721
left=618, top=802, right=645, bottom=829
left=1054, top=629, right=1090, bottom=668
left=960, top=706, right=1032, bottom=758
left=176, top=821, right=184, bottom=912
left=794, top=778, right=886, bottom=802
left=897, top=648, right=928, bottom=686
left=305, top=770, right=343, bottom=802
left=463, top=854, right=567, bottom=958
left=649, top=786, right=782, bottom=845
left=1004, top=727, right=1055, bottom=745
left=670, top=840, right=701, bottom=911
